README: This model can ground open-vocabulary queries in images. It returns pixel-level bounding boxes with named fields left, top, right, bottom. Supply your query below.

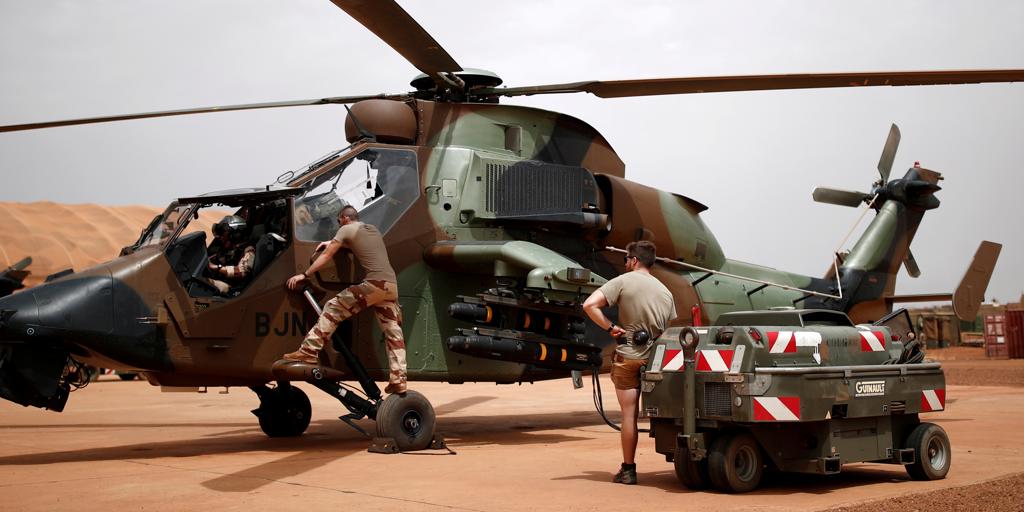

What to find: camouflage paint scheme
left=0, top=94, right=941, bottom=411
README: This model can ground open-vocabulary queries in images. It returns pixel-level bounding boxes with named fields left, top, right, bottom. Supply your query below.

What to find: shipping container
left=1006, top=306, right=1024, bottom=359
left=984, top=313, right=1008, bottom=359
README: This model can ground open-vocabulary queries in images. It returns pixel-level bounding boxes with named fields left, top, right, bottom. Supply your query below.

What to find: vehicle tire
left=375, top=390, right=436, bottom=451
left=708, top=431, right=765, bottom=493
left=674, top=444, right=711, bottom=490
left=904, top=422, right=951, bottom=480
left=257, top=385, right=312, bottom=438
left=118, top=373, right=138, bottom=381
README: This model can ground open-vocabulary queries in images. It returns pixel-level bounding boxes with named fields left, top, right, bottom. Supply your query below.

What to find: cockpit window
left=294, top=148, right=419, bottom=241
left=158, top=198, right=292, bottom=298
left=135, top=203, right=194, bottom=249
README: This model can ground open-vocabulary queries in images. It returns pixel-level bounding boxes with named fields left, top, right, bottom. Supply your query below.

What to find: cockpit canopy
left=292, top=147, right=419, bottom=241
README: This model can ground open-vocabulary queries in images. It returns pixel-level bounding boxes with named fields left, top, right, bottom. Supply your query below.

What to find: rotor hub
left=410, top=68, right=503, bottom=102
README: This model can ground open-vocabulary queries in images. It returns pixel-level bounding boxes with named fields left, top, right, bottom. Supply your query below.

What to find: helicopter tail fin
left=950, top=240, right=1002, bottom=321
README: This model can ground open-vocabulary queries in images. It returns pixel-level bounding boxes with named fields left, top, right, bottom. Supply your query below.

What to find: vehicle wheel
left=673, top=444, right=711, bottom=490
left=257, top=385, right=311, bottom=438
left=375, top=390, right=436, bottom=451
left=904, top=422, right=951, bottom=480
left=118, top=373, right=138, bottom=381
left=708, top=431, right=764, bottom=493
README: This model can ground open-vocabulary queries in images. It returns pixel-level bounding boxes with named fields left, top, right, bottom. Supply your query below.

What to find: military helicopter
left=0, top=0, right=1018, bottom=450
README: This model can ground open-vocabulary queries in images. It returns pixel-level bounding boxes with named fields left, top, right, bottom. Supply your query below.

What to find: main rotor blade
left=480, top=69, right=1024, bottom=99
left=0, top=94, right=395, bottom=132
left=812, top=187, right=869, bottom=207
left=877, top=123, right=901, bottom=183
left=328, top=0, right=462, bottom=79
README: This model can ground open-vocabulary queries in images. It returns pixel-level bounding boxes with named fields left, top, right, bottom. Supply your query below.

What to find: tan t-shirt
left=598, top=271, right=676, bottom=359
left=333, top=222, right=397, bottom=283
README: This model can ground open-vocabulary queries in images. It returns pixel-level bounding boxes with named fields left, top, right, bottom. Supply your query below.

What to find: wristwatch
left=606, top=323, right=615, bottom=333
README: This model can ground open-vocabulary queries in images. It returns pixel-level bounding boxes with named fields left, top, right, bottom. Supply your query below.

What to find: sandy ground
left=928, top=347, right=1024, bottom=388
left=833, top=472, right=1024, bottom=512
left=2, top=364, right=1023, bottom=512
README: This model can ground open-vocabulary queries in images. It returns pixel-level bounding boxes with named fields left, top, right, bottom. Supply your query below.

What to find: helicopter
left=0, top=0, right=1018, bottom=450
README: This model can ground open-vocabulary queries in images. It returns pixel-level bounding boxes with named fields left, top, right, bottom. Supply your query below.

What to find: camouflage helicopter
left=0, top=0, right=1017, bottom=450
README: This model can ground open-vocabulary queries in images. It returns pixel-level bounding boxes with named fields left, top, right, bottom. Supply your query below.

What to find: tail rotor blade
left=903, top=249, right=921, bottom=278
left=877, top=123, right=901, bottom=183
left=812, top=187, right=869, bottom=207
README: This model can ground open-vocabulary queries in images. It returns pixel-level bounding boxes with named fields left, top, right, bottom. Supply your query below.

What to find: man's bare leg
left=615, top=387, right=640, bottom=464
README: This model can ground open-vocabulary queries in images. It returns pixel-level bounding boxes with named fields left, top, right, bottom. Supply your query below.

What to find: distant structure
left=0, top=202, right=222, bottom=288
left=908, top=301, right=1019, bottom=348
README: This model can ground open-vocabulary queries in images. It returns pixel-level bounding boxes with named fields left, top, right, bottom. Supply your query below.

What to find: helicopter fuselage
left=0, top=98, right=934, bottom=411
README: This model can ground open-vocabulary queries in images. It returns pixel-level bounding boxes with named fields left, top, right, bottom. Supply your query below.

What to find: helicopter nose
left=0, top=270, right=114, bottom=342
left=0, top=290, right=39, bottom=341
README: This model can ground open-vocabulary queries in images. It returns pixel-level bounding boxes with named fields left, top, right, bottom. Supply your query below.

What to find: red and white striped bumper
left=921, top=389, right=946, bottom=412
left=753, top=396, right=801, bottom=421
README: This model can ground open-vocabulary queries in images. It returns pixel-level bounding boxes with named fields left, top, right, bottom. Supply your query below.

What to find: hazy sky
left=1, top=1, right=1022, bottom=302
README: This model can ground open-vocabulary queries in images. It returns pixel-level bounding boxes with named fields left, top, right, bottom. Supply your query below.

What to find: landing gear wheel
left=708, top=432, right=764, bottom=493
left=674, top=444, right=711, bottom=490
left=375, top=390, right=436, bottom=451
left=256, top=385, right=312, bottom=438
left=904, top=422, right=951, bottom=480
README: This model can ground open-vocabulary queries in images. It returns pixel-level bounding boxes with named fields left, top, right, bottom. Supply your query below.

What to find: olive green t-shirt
left=598, top=271, right=676, bottom=359
left=333, top=222, right=397, bottom=283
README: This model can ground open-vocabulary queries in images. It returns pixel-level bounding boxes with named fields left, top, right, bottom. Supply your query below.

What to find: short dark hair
left=626, top=241, right=657, bottom=268
left=339, top=205, right=359, bottom=221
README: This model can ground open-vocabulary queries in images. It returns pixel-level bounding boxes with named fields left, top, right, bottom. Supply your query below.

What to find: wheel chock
left=367, top=433, right=452, bottom=454
left=368, top=437, right=400, bottom=454
left=429, top=433, right=447, bottom=450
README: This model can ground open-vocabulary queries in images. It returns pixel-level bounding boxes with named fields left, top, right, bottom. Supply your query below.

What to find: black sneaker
left=613, top=464, right=637, bottom=485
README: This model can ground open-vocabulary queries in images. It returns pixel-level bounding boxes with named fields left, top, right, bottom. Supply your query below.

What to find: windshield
left=132, top=202, right=234, bottom=251
left=294, top=148, right=419, bottom=241
left=135, top=203, right=194, bottom=249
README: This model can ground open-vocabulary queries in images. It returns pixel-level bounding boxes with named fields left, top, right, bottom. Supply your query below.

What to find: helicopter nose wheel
left=251, top=382, right=312, bottom=438
left=373, top=390, right=436, bottom=451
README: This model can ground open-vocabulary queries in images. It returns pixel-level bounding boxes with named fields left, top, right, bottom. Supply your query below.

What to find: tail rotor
left=813, top=123, right=940, bottom=279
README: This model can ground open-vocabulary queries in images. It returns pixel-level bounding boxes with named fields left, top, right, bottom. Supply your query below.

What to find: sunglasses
left=623, top=255, right=634, bottom=264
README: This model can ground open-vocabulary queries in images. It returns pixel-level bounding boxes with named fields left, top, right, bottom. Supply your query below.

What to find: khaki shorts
left=610, top=354, right=647, bottom=390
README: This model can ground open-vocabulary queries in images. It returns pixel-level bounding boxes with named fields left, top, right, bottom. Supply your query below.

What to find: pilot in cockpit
left=206, top=214, right=255, bottom=295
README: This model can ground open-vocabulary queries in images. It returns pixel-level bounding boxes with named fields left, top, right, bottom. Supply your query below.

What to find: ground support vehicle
left=641, top=309, right=951, bottom=493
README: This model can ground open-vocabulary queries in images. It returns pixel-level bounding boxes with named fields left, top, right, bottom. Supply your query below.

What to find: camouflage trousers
left=299, top=280, right=406, bottom=387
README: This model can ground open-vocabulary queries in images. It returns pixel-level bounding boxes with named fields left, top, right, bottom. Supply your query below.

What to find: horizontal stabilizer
left=883, top=241, right=1001, bottom=321
left=886, top=293, right=953, bottom=305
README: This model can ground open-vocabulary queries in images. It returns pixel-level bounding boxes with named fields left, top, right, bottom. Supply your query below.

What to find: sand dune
left=0, top=202, right=225, bottom=288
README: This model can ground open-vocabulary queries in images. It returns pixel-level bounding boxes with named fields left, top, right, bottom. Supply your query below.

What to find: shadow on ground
left=0, top=394, right=604, bottom=493
left=554, top=465, right=911, bottom=497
